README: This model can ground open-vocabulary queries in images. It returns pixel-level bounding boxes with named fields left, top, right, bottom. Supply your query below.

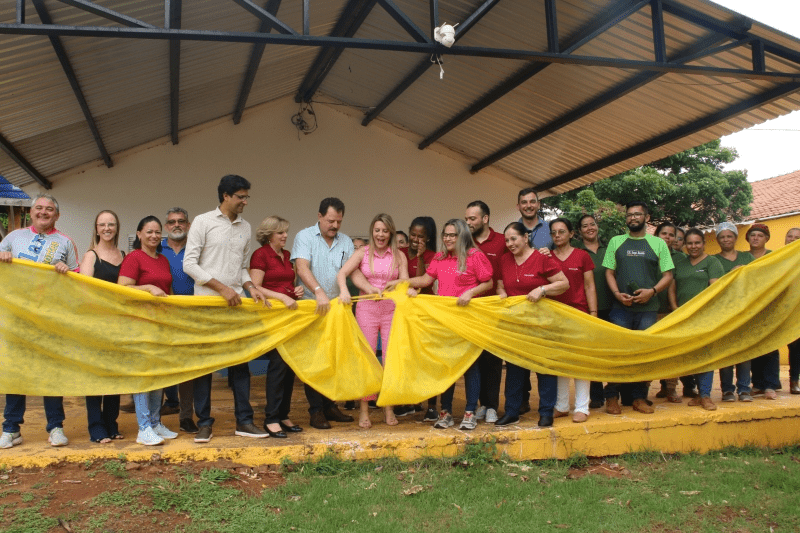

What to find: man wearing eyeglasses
left=159, top=207, right=198, bottom=433
left=601, top=201, right=674, bottom=416
left=184, top=175, right=272, bottom=443
left=0, top=193, right=78, bottom=450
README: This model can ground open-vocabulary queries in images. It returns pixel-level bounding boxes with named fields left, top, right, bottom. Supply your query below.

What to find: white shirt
left=183, top=207, right=253, bottom=296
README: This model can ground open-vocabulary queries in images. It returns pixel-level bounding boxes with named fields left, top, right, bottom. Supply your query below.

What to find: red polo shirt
left=249, top=245, right=297, bottom=299
left=474, top=227, right=508, bottom=297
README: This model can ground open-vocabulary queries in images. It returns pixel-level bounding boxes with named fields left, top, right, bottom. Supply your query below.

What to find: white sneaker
left=152, top=424, right=178, bottom=439
left=48, top=427, right=68, bottom=447
left=433, top=410, right=454, bottom=429
left=136, top=426, right=165, bottom=446
left=474, top=406, right=487, bottom=420
left=459, top=412, right=477, bottom=430
left=0, top=431, right=22, bottom=449
left=485, top=408, right=498, bottom=424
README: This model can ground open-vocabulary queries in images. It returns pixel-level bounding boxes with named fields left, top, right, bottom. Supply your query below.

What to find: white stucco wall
left=29, top=96, right=525, bottom=255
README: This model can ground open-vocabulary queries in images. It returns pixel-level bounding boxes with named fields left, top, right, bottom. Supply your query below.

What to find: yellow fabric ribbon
left=0, top=259, right=383, bottom=398
left=1, top=243, right=798, bottom=404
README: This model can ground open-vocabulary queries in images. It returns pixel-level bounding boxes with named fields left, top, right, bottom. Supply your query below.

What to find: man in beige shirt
left=183, top=174, right=271, bottom=443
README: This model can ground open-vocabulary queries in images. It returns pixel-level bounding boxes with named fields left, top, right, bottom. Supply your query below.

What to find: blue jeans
left=3, top=394, right=65, bottom=433
left=133, top=390, right=162, bottom=431
left=719, top=362, right=751, bottom=394
left=85, top=395, right=120, bottom=440
left=163, top=385, right=179, bottom=408
left=194, top=363, right=254, bottom=427
left=605, top=309, right=657, bottom=401
left=441, top=361, right=480, bottom=413
left=503, top=364, right=556, bottom=418
left=695, top=370, right=714, bottom=398
left=751, top=350, right=780, bottom=391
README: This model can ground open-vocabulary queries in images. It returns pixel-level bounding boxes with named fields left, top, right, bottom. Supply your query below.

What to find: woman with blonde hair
left=80, top=210, right=126, bottom=443
left=338, top=213, right=409, bottom=428
left=249, top=216, right=305, bottom=437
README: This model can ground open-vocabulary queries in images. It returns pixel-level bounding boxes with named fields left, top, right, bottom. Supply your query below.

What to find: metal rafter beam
left=362, top=0, right=501, bottom=126
left=429, top=0, right=438, bottom=38
left=418, top=0, right=649, bottom=150
left=0, top=133, right=52, bottom=189
left=233, top=0, right=283, bottom=125
left=295, top=0, right=377, bottom=103
left=544, top=0, right=558, bottom=53
left=651, top=0, right=665, bottom=62
left=752, top=40, right=765, bottom=72
left=31, top=0, right=112, bottom=168
left=471, top=33, right=728, bottom=172
left=376, top=0, right=430, bottom=43
left=55, top=0, right=156, bottom=28
left=166, top=0, right=181, bottom=145
left=535, top=82, right=800, bottom=193
left=230, top=0, right=296, bottom=35
left=16, top=0, right=24, bottom=24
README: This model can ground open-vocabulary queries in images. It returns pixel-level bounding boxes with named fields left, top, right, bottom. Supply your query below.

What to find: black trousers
left=263, top=349, right=296, bottom=424
left=477, top=350, right=503, bottom=410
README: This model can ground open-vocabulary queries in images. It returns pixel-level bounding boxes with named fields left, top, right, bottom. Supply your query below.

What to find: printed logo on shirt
left=568, top=267, right=580, bottom=271
left=42, top=242, right=59, bottom=265
left=523, top=273, right=536, bottom=277
left=626, top=250, right=646, bottom=257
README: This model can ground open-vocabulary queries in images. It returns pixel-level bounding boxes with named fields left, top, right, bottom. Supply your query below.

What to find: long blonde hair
left=89, top=210, right=121, bottom=250
left=367, top=213, right=399, bottom=275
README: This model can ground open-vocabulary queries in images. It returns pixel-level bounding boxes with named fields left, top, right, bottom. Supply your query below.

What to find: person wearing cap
left=744, top=223, right=780, bottom=399
left=713, top=221, right=755, bottom=402
left=785, top=228, right=800, bottom=395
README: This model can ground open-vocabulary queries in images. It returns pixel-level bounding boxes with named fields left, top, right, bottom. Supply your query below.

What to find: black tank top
left=91, top=249, right=125, bottom=283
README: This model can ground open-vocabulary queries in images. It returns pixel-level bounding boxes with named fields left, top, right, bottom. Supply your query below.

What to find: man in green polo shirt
left=602, top=201, right=675, bottom=415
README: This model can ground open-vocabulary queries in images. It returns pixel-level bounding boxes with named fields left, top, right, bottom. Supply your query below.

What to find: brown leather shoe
left=323, top=404, right=354, bottom=423
left=699, top=397, right=717, bottom=411
left=553, top=409, right=569, bottom=418
left=309, top=411, right=331, bottom=429
left=632, top=399, right=654, bottom=414
left=606, top=397, right=621, bottom=415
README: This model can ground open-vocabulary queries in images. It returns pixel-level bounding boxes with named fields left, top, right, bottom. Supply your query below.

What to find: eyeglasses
left=625, top=212, right=646, bottom=219
left=233, top=194, right=250, bottom=200
left=442, top=233, right=458, bottom=240
left=550, top=229, right=570, bottom=236
left=165, top=219, right=187, bottom=226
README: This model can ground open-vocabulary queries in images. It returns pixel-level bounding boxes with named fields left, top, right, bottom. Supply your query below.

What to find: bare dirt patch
left=0, top=457, right=284, bottom=532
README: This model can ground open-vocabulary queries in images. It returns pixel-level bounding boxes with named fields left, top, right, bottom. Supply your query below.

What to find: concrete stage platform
left=1, top=368, right=799, bottom=468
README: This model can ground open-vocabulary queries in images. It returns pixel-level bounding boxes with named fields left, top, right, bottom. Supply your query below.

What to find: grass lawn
left=1, top=442, right=799, bottom=532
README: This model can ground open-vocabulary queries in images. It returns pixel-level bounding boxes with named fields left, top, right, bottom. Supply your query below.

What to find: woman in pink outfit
left=338, top=213, right=409, bottom=428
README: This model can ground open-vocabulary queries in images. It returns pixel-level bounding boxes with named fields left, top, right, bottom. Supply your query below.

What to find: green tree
left=543, top=140, right=752, bottom=229
left=545, top=189, right=626, bottom=245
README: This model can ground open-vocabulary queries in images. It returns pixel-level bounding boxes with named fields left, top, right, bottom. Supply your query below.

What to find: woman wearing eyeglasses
left=79, top=210, right=126, bottom=444
left=387, top=219, right=492, bottom=431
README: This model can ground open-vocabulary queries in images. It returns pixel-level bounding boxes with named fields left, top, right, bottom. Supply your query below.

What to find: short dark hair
left=577, top=214, right=597, bottom=228
left=550, top=217, right=573, bottom=233
left=409, top=216, right=437, bottom=252
left=654, top=222, right=676, bottom=236
left=517, top=187, right=539, bottom=202
left=319, top=197, right=345, bottom=216
left=466, top=200, right=490, bottom=217
left=625, top=201, right=649, bottom=215
left=684, top=227, right=705, bottom=242
left=218, top=175, right=251, bottom=203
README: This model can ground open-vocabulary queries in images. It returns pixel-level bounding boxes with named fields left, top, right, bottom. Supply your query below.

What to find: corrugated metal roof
left=0, top=0, right=799, bottom=193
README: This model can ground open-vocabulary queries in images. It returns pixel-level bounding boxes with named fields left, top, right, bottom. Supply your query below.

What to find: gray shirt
left=291, top=223, right=354, bottom=299
left=518, top=216, right=553, bottom=249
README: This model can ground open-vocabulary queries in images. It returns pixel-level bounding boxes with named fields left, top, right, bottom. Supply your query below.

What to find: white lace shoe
left=0, top=431, right=22, bottom=449
left=48, top=427, right=68, bottom=447
left=485, top=408, right=498, bottom=424
left=136, top=426, right=165, bottom=446
left=474, top=406, right=487, bottom=420
left=433, top=410, right=454, bottom=429
left=152, top=424, right=178, bottom=439
left=459, top=412, right=477, bottom=430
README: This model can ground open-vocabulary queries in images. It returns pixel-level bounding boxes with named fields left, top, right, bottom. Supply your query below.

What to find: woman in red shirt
left=495, top=222, right=569, bottom=428
left=250, top=216, right=305, bottom=438
left=118, top=216, right=177, bottom=446
left=549, top=218, right=596, bottom=423
left=388, top=219, right=492, bottom=430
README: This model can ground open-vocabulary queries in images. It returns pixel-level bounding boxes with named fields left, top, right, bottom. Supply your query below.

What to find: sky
left=712, top=0, right=800, bottom=182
